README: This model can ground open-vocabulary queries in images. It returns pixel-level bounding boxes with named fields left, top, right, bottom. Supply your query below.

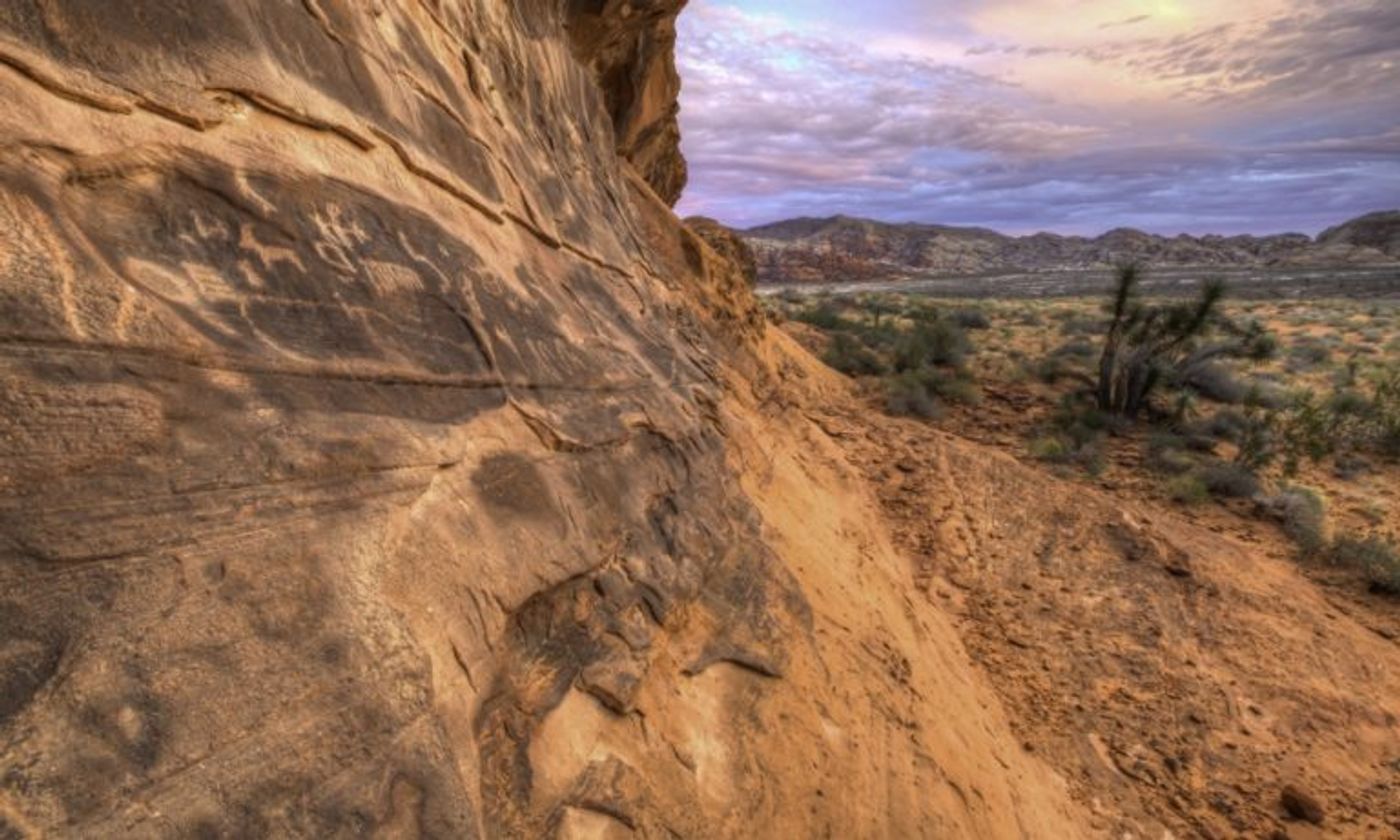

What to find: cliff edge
left=0, top=2, right=1088, bottom=837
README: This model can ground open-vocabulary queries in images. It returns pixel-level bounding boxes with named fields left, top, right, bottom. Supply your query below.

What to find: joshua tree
left=1095, top=263, right=1226, bottom=418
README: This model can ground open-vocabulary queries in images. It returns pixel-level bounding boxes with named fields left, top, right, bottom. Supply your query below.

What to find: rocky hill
left=1318, top=210, right=1400, bottom=256
left=0, top=2, right=1086, bottom=836
left=746, top=213, right=1400, bottom=284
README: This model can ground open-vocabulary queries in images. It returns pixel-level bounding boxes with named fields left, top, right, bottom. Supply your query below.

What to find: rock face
left=684, top=216, right=758, bottom=286
left=566, top=0, right=689, bottom=206
left=0, top=2, right=1088, bottom=838
left=745, top=213, right=1400, bottom=284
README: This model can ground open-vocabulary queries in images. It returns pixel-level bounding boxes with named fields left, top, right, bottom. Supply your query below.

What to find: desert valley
left=1, top=1, right=1397, bottom=839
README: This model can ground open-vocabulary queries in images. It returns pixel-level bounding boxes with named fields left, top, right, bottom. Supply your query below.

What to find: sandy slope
left=780, top=348, right=1400, bottom=838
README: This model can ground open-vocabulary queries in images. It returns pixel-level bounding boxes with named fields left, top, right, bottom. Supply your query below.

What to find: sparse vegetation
left=1330, top=535, right=1400, bottom=594
left=1198, top=461, right=1261, bottom=499
left=1260, top=485, right=1329, bottom=556
left=1166, top=473, right=1210, bottom=505
left=782, top=296, right=979, bottom=420
left=771, top=285, right=1400, bottom=598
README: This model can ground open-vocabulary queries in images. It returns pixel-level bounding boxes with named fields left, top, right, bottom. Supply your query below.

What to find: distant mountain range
left=741, top=210, right=1400, bottom=285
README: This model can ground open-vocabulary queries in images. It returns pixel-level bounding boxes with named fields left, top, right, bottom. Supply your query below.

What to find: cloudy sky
left=673, top=0, right=1400, bottom=235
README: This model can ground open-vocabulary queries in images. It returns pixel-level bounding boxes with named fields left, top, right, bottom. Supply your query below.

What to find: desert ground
left=766, top=284, right=1400, bottom=836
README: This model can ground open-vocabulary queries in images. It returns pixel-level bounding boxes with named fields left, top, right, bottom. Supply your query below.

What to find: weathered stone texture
left=0, top=3, right=1088, bottom=838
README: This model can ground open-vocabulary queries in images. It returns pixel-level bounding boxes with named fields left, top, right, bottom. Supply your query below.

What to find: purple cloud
left=674, top=1, right=1400, bottom=235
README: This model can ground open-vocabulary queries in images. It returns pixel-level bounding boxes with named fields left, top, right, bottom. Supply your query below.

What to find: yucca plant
left=1096, top=263, right=1227, bottom=418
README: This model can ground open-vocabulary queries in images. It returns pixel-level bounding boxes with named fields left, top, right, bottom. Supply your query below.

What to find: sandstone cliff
left=0, top=3, right=1088, bottom=837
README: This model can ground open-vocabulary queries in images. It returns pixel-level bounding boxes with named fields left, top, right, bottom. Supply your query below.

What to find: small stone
left=1280, top=783, right=1325, bottom=825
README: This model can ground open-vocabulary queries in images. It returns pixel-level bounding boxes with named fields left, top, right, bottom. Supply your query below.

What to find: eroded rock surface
left=0, top=2, right=1088, bottom=837
left=567, top=0, right=689, bottom=206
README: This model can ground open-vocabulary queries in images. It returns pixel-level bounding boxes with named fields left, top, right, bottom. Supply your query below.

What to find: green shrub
left=1262, top=485, right=1328, bottom=556
left=951, top=308, right=992, bottom=330
left=1029, top=435, right=1071, bottom=461
left=823, top=333, right=886, bottom=376
left=1197, top=409, right=1248, bottom=441
left=1244, top=329, right=1280, bottom=361
left=1166, top=474, right=1210, bottom=505
left=884, top=371, right=941, bottom=419
left=1372, top=368, right=1400, bottom=456
left=1028, top=423, right=1106, bottom=474
left=1329, top=536, right=1400, bottom=595
left=920, top=368, right=981, bottom=405
left=892, top=318, right=969, bottom=372
left=794, top=301, right=850, bottom=331
left=1198, top=462, right=1260, bottom=498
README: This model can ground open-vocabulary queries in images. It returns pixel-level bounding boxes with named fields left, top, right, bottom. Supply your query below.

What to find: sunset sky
left=673, top=0, right=1400, bottom=235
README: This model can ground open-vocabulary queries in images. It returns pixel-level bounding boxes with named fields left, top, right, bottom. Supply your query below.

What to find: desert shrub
left=1243, top=328, right=1280, bottom=361
left=853, top=320, right=901, bottom=353
left=1275, top=372, right=1400, bottom=470
left=1327, top=387, right=1370, bottom=417
left=1329, top=536, right=1400, bottom=595
left=795, top=302, right=849, bottom=331
left=892, top=318, right=968, bottom=372
left=1333, top=453, right=1372, bottom=479
left=1059, top=315, right=1104, bottom=336
left=1032, top=356, right=1079, bottom=385
left=856, top=295, right=900, bottom=329
left=1197, top=408, right=1248, bottom=441
left=1243, top=380, right=1291, bottom=410
left=824, top=333, right=886, bottom=376
left=1371, top=368, right=1400, bottom=456
left=1026, top=399, right=1115, bottom=474
left=921, top=368, right=980, bottom=404
left=1260, top=485, right=1328, bottom=556
left=1166, top=474, right=1210, bottom=505
left=1052, top=339, right=1097, bottom=359
left=884, top=371, right=941, bottom=419
left=1198, top=461, right=1260, bottom=499
left=951, top=308, right=992, bottom=330
left=1185, top=362, right=1248, bottom=404
left=1146, top=433, right=1195, bottom=475
left=1277, top=393, right=1337, bottom=475
left=1052, top=398, right=1122, bottom=444
left=1286, top=339, right=1332, bottom=370
left=1028, top=435, right=1104, bottom=473
left=1028, top=435, right=1074, bottom=464
left=1233, top=404, right=1280, bottom=470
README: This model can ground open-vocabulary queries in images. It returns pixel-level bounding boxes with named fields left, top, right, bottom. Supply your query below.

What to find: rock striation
left=0, top=2, right=1088, bottom=837
left=745, top=213, right=1400, bottom=284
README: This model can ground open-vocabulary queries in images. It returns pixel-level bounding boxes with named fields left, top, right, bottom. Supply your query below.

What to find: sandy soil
left=774, top=309, right=1400, bottom=838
